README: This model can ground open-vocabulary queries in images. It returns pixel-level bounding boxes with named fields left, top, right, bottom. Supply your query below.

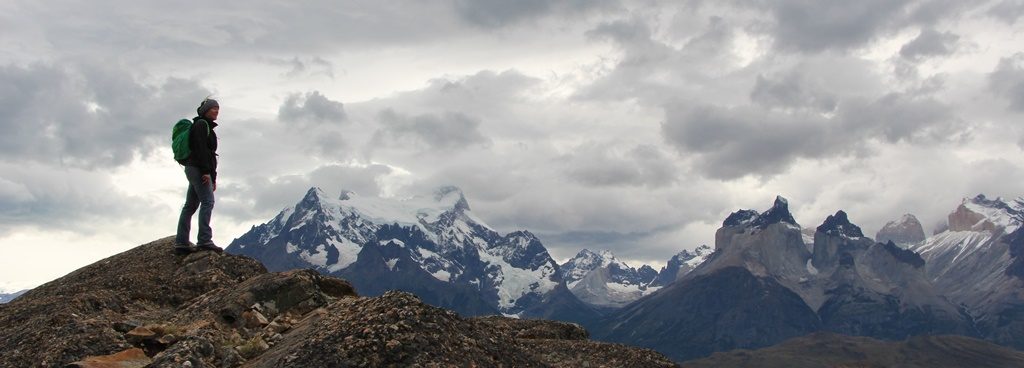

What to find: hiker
left=174, top=98, right=223, bottom=254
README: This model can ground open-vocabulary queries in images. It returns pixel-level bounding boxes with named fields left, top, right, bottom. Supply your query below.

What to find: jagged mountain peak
left=569, top=248, right=601, bottom=263
left=301, top=186, right=328, bottom=206
left=817, top=210, right=865, bottom=238
left=672, top=245, right=713, bottom=261
left=723, top=196, right=798, bottom=229
left=563, top=249, right=617, bottom=273
left=724, top=209, right=759, bottom=227
left=754, top=196, right=798, bottom=228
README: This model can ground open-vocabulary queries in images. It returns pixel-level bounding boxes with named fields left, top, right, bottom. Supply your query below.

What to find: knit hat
left=197, top=98, right=219, bottom=118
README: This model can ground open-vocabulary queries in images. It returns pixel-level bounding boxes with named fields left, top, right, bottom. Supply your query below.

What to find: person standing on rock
left=174, top=98, right=223, bottom=254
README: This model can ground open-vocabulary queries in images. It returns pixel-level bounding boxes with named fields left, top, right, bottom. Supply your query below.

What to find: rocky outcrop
left=681, top=332, right=1024, bottom=368
left=0, top=237, right=267, bottom=367
left=949, top=203, right=996, bottom=232
left=0, top=237, right=675, bottom=367
left=876, top=214, right=927, bottom=246
left=811, top=210, right=873, bottom=274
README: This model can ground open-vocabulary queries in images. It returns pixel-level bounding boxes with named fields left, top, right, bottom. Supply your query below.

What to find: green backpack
left=171, top=118, right=209, bottom=161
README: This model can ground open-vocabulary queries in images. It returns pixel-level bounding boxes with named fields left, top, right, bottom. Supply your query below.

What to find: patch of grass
left=236, top=336, right=268, bottom=359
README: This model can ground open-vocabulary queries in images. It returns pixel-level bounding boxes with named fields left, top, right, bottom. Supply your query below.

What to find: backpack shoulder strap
left=195, top=118, right=211, bottom=136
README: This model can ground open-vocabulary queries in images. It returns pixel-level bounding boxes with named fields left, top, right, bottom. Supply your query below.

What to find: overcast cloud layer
left=1, top=0, right=1023, bottom=291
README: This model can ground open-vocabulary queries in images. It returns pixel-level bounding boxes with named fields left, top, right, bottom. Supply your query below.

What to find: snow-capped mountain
left=228, top=186, right=598, bottom=324
left=911, top=195, right=1024, bottom=349
left=876, top=214, right=926, bottom=247
left=558, top=249, right=658, bottom=310
left=0, top=290, right=26, bottom=304
left=650, top=245, right=713, bottom=287
left=596, top=196, right=971, bottom=362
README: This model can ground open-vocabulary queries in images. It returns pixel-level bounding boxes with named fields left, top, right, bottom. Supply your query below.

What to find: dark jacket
left=185, top=117, right=218, bottom=182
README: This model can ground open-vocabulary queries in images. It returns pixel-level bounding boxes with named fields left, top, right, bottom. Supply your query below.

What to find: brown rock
left=242, top=310, right=270, bottom=328
left=67, top=348, right=151, bottom=368
left=125, top=326, right=156, bottom=344
left=266, top=321, right=290, bottom=334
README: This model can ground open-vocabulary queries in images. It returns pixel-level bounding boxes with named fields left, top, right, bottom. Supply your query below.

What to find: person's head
left=197, top=98, right=220, bottom=121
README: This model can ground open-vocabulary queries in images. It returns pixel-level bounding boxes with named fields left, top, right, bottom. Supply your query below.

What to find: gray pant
left=175, top=166, right=215, bottom=245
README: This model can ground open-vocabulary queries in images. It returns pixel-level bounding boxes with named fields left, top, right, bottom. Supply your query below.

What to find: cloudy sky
left=2, top=0, right=1023, bottom=292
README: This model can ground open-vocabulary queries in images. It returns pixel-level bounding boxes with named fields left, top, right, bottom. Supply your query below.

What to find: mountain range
left=227, top=187, right=601, bottom=325
left=228, top=187, right=1024, bottom=362
left=228, top=186, right=717, bottom=322
left=558, top=246, right=714, bottom=312
left=595, top=195, right=1024, bottom=361
left=0, top=290, right=26, bottom=304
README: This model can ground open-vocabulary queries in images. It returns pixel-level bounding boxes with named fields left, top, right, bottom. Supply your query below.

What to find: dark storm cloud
left=453, top=0, right=616, bottom=28
left=278, top=91, right=348, bottom=124
left=842, top=93, right=964, bottom=144
left=0, top=62, right=210, bottom=169
left=899, top=29, right=960, bottom=61
left=577, top=15, right=737, bottom=105
left=662, top=92, right=964, bottom=179
left=989, top=55, right=1024, bottom=112
left=988, top=0, right=1024, bottom=24
left=562, top=144, right=678, bottom=188
left=373, top=109, right=491, bottom=151
left=662, top=104, right=829, bottom=179
left=751, top=72, right=839, bottom=112
left=723, top=0, right=980, bottom=53
left=770, top=0, right=913, bottom=52
left=767, top=0, right=913, bottom=52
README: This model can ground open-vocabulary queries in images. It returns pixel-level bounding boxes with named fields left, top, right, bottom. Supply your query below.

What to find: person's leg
left=175, top=168, right=201, bottom=247
left=188, top=167, right=217, bottom=249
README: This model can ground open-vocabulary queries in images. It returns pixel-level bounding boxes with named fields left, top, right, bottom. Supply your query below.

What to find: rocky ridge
left=0, top=237, right=675, bottom=367
left=681, top=332, right=1024, bottom=368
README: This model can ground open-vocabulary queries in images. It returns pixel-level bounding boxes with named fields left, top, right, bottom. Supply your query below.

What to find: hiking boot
left=196, top=242, right=223, bottom=253
left=174, top=242, right=196, bottom=255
